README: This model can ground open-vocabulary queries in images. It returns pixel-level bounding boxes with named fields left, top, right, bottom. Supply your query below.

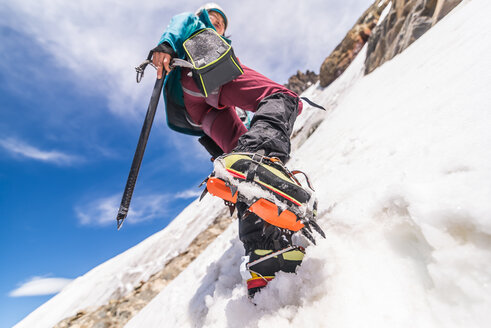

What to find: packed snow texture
left=16, top=0, right=491, bottom=327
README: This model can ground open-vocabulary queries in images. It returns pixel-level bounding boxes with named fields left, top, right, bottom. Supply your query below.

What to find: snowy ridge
left=291, top=45, right=367, bottom=151
left=14, top=196, right=227, bottom=328
left=127, top=0, right=491, bottom=327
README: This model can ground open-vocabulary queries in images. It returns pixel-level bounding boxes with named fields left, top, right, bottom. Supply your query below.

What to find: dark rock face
left=319, top=0, right=390, bottom=88
left=365, top=0, right=463, bottom=74
left=284, top=70, right=319, bottom=95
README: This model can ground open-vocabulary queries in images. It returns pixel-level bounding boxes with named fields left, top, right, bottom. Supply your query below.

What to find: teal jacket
left=159, top=10, right=231, bottom=136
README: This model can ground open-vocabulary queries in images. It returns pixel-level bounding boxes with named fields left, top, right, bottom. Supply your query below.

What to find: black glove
left=151, top=42, right=177, bottom=58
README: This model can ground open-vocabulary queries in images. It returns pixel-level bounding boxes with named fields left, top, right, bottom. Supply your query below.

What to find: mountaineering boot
left=201, top=152, right=326, bottom=297
left=238, top=207, right=305, bottom=298
left=241, top=247, right=305, bottom=298
left=204, top=151, right=325, bottom=243
left=236, top=202, right=306, bottom=298
left=215, top=152, right=312, bottom=207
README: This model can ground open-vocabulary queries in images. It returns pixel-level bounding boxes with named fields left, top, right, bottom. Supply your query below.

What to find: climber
left=151, top=3, right=315, bottom=298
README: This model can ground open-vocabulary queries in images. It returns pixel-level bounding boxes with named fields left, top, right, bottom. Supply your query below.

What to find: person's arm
left=151, top=43, right=176, bottom=78
left=152, top=12, right=205, bottom=78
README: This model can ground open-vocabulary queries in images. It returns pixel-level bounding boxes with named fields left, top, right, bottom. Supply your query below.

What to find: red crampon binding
left=206, top=177, right=305, bottom=232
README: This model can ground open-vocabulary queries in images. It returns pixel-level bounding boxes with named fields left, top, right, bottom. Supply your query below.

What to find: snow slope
left=14, top=197, right=227, bottom=328
left=126, top=0, right=491, bottom=327
left=15, top=0, right=491, bottom=327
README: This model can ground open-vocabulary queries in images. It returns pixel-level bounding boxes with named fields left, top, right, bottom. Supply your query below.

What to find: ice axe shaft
left=116, top=70, right=165, bottom=230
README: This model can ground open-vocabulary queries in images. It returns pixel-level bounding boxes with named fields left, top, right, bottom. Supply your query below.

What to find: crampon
left=199, top=152, right=325, bottom=244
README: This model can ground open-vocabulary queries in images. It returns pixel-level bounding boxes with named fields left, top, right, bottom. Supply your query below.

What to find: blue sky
left=0, top=0, right=372, bottom=326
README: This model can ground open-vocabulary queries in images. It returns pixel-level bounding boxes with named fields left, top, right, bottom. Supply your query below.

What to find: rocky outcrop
left=54, top=210, right=233, bottom=328
left=284, top=70, right=319, bottom=95
left=365, top=0, right=463, bottom=74
left=319, top=0, right=390, bottom=87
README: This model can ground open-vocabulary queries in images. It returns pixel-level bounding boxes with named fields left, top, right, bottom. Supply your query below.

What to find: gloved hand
left=151, top=42, right=177, bottom=79
left=152, top=52, right=172, bottom=78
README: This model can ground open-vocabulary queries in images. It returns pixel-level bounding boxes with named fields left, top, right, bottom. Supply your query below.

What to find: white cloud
left=9, top=276, right=73, bottom=297
left=76, top=193, right=170, bottom=226
left=76, top=186, right=205, bottom=226
left=1, top=0, right=372, bottom=117
left=128, top=194, right=171, bottom=224
left=76, top=194, right=120, bottom=226
left=0, top=138, right=80, bottom=165
left=175, top=188, right=203, bottom=199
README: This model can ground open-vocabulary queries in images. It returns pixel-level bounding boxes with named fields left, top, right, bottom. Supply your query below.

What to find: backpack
left=173, top=28, right=243, bottom=97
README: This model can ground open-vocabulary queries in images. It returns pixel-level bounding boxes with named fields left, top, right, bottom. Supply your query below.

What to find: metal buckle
left=250, top=152, right=264, bottom=164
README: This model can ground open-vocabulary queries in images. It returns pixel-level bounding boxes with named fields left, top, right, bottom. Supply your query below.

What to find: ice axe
left=116, top=53, right=167, bottom=230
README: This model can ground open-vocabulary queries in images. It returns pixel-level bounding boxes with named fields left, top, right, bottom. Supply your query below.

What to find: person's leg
left=219, top=64, right=300, bottom=112
left=202, top=107, right=247, bottom=153
left=185, top=66, right=307, bottom=297
left=219, top=65, right=303, bottom=162
left=181, top=68, right=247, bottom=153
left=182, top=65, right=303, bottom=158
left=234, top=93, right=299, bottom=162
left=237, top=202, right=304, bottom=298
left=180, top=68, right=212, bottom=125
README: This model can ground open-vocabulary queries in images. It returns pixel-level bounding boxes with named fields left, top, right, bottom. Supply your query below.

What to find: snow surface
left=14, top=196, right=227, bottom=328
left=16, top=0, right=491, bottom=327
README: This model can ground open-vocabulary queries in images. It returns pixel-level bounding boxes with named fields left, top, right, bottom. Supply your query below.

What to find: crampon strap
left=245, top=150, right=265, bottom=182
left=291, top=170, right=315, bottom=191
left=237, top=152, right=309, bottom=191
left=246, top=246, right=304, bottom=270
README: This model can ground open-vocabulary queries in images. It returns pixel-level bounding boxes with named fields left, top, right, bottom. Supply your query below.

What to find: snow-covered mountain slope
left=125, top=1, right=491, bottom=327
left=14, top=197, right=227, bottom=328
left=16, top=0, right=491, bottom=327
